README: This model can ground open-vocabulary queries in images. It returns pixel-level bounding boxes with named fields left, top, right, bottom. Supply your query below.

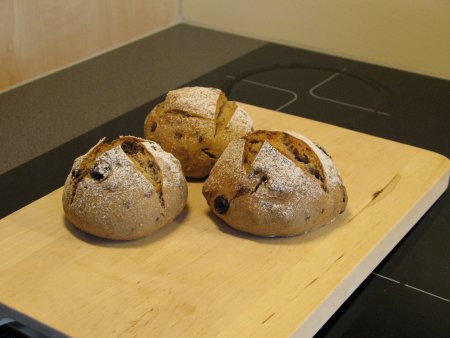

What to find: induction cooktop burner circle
left=223, top=64, right=391, bottom=117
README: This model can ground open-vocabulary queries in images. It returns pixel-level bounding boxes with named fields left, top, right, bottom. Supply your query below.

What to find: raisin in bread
left=202, top=130, right=347, bottom=237
left=62, top=136, right=187, bottom=240
left=144, top=87, right=253, bottom=178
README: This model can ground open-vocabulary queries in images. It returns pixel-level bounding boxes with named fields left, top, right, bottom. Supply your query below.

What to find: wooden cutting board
left=1, top=104, right=449, bottom=338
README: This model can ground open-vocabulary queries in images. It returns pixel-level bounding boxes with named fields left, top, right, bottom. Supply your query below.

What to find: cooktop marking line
left=371, top=272, right=450, bottom=302
left=226, top=75, right=298, bottom=111
left=309, top=69, right=390, bottom=117
left=404, top=284, right=450, bottom=303
left=371, top=272, right=400, bottom=284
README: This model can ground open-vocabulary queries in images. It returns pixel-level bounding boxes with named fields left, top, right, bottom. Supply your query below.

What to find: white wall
left=182, top=0, right=450, bottom=80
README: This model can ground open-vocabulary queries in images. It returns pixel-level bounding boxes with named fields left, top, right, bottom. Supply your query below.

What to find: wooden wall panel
left=183, top=0, right=450, bottom=80
left=0, top=0, right=180, bottom=92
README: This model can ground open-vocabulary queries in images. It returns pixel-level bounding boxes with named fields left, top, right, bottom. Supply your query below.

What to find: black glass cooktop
left=1, top=43, right=449, bottom=338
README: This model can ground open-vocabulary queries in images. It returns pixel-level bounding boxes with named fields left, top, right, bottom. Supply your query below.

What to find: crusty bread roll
left=202, top=130, right=347, bottom=237
left=62, top=136, right=187, bottom=240
left=144, top=86, right=253, bottom=178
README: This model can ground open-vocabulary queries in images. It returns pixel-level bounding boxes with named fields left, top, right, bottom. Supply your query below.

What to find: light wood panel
left=183, top=0, right=450, bottom=80
left=0, top=0, right=179, bottom=92
left=0, top=104, right=449, bottom=337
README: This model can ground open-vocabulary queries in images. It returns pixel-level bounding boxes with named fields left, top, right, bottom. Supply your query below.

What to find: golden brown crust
left=62, top=136, right=188, bottom=240
left=202, top=130, right=347, bottom=237
left=144, top=87, right=253, bottom=178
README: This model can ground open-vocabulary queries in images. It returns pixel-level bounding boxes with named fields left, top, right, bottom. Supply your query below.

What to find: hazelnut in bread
left=62, top=136, right=187, bottom=240
left=202, top=130, right=347, bottom=237
left=144, top=87, right=253, bottom=178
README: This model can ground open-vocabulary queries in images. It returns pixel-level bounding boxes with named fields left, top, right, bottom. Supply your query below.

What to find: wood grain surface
left=0, top=104, right=449, bottom=337
left=0, top=0, right=179, bottom=92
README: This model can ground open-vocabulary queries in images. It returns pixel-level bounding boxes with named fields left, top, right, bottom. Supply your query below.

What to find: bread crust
left=202, top=130, right=347, bottom=237
left=144, top=87, right=253, bottom=178
left=62, top=136, right=187, bottom=240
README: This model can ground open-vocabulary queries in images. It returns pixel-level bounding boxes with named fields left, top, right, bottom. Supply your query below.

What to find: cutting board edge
left=290, top=167, right=450, bottom=338
left=239, top=102, right=450, bottom=163
left=1, top=103, right=449, bottom=337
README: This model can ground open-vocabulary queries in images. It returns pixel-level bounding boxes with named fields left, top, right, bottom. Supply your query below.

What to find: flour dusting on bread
left=165, top=87, right=221, bottom=119
left=202, top=130, right=347, bottom=237
left=144, top=87, right=253, bottom=178
left=63, top=136, right=187, bottom=240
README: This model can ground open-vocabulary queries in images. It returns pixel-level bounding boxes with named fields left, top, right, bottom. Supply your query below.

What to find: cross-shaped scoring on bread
left=62, top=136, right=187, bottom=240
left=144, top=87, right=253, bottom=178
left=68, top=136, right=164, bottom=207
left=202, top=130, right=347, bottom=237
left=242, top=131, right=327, bottom=191
left=214, top=92, right=239, bottom=136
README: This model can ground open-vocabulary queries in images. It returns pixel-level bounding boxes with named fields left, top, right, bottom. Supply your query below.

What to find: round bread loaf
left=144, top=86, right=253, bottom=178
left=202, top=130, right=347, bottom=237
left=62, top=136, right=188, bottom=240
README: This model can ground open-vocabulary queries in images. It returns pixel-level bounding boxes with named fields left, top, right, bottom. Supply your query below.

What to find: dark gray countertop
left=1, top=23, right=449, bottom=338
left=0, top=24, right=263, bottom=175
